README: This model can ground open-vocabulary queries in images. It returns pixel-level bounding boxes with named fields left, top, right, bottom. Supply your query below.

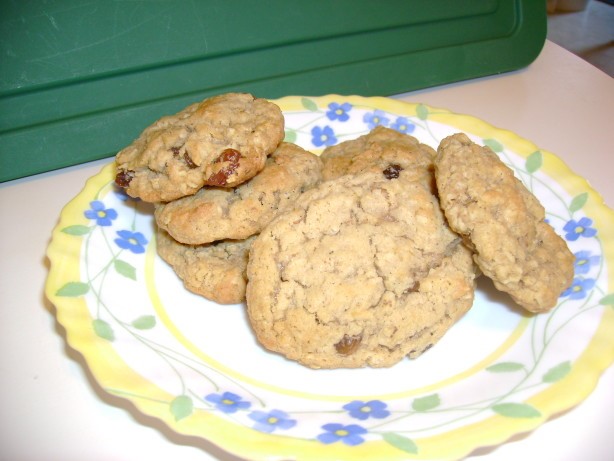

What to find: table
left=1, top=40, right=612, bottom=461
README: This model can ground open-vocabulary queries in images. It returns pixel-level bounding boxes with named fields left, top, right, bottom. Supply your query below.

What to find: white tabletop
left=1, top=40, right=612, bottom=461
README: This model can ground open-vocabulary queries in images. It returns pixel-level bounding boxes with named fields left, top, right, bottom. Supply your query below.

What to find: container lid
left=0, top=0, right=546, bottom=181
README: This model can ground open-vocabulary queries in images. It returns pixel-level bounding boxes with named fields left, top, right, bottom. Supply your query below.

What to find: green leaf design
left=599, top=293, right=614, bottom=306
left=525, top=151, right=543, bottom=173
left=301, top=97, right=318, bottom=112
left=92, top=319, right=115, bottom=341
left=412, top=394, right=440, bottom=412
left=170, top=395, right=193, bottom=421
left=284, top=129, right=297, bottom=143
left=569, top=192, right=588, bottom=213
left=486, top=362, right=525, bottom=373
left=416, top=104, right=429, bottom=120
left=382, top=432, right=418, bottom=454
left=61, top=225, right=92, bottom=236
left=483, top=138, right=504, bottom=153
left=56, top=281, right=90, bottom=297
left=542, top=361, right=571, bottom=383
left=114, top=259, right=136, bottom=281
left=492, top=402, right=541, bottom=418
left=132, top=315, right=156, bottom=330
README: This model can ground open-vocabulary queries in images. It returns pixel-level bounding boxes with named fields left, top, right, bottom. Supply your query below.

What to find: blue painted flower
left=390, top=116, right=415, bottom=134
left=205, top=391, right=251, bottom=414
left=343, top=400, right=390, bottom=420
left=84, top=201, right=117, bottom=226
left=561, top=277, right=596, bottom=300
left=317, top=423, right=367, bottom=446
left=326, top=102, right=352, bottom=122
left=311, top=125, right=337, bottom=147
left=363, top=110, right=390, bottom=129
left=573, top=250, right=600, bottom=275
left=248, top=409, right=296, bottom=433
left=114, top=230, right=148, bottom=254
left=563, top=217, right=597, bottom=241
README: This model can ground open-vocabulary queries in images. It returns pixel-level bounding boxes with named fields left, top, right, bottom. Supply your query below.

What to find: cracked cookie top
left=434, top=133, right=574, bottom=313
left=154, top=142, right=323, bottom=245
left=115, top=93, right=284, bottom=202
left=246, top=169, right=472, bottom=369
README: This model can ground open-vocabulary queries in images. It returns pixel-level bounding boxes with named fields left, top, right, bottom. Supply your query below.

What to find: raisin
left=115, top=170, right=134, bottom=187
left=170, top=146, right=197, bottom=169
left=206, top=170, right=228, bottom=186
left=216, top=148, right=242, bottom=164
left=334, top=334, right=362, bottom=355
left=406, top=281, right=420, bottom=293
left=183, top=152, right=197, bottom=169
left=205, top=149, right=242, bottom=186
left=383, top=163, right=403, bottom=179
left=409, top=343, right=433, bottom=357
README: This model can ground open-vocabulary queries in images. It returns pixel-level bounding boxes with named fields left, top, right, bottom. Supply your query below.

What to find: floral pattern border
left=48, top=96, right=614, bottom=459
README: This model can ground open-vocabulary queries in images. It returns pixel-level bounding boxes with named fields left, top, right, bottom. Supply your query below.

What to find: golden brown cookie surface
left=246, top=170, right=473, bottom=369
left=320, top=126, right=435, bottom=186
left=156, top=229, right=254, bottom=305
left=434, top=133, right=574, bottom=313
left=115, top=93, right=284, bottom=202
left=154, top=143, right=323, bottom=244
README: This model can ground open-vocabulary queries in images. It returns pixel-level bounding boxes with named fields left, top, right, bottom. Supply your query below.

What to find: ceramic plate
left=46, top=96, right=614, bottom=460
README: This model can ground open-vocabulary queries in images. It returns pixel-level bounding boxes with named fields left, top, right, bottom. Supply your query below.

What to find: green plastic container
left=0, top=0, right=546, bottom=181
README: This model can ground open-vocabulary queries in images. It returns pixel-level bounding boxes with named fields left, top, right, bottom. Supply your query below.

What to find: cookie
left=405, top=243, right=476, bottom=358
left=115, top=93, right=285, bottom=202
left=434, top=133, right=574, bottom=313
left=246, top=169, right=471, bottom=369
left=320, top=126, right=435, bottom=186
left=154, top=142, right=323, bottom=245
left=156, top=228, right=254, bottom=305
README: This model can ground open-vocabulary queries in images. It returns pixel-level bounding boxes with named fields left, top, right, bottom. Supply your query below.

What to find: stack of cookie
left=114, top=93, right=574, bottom=369
left=115, top=93, right=322, bottom=304
left=154, top=142, right=323, bottom=304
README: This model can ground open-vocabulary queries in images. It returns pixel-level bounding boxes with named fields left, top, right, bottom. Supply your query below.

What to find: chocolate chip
left=115, top=170, right=134, bottom=187
left=334, top=334, right=362, bottom=355
left=383, top=163, right=403, bottom=179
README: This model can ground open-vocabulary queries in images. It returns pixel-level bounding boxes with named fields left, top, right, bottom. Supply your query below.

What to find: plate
left=45, top=96, right=614, bottom=460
